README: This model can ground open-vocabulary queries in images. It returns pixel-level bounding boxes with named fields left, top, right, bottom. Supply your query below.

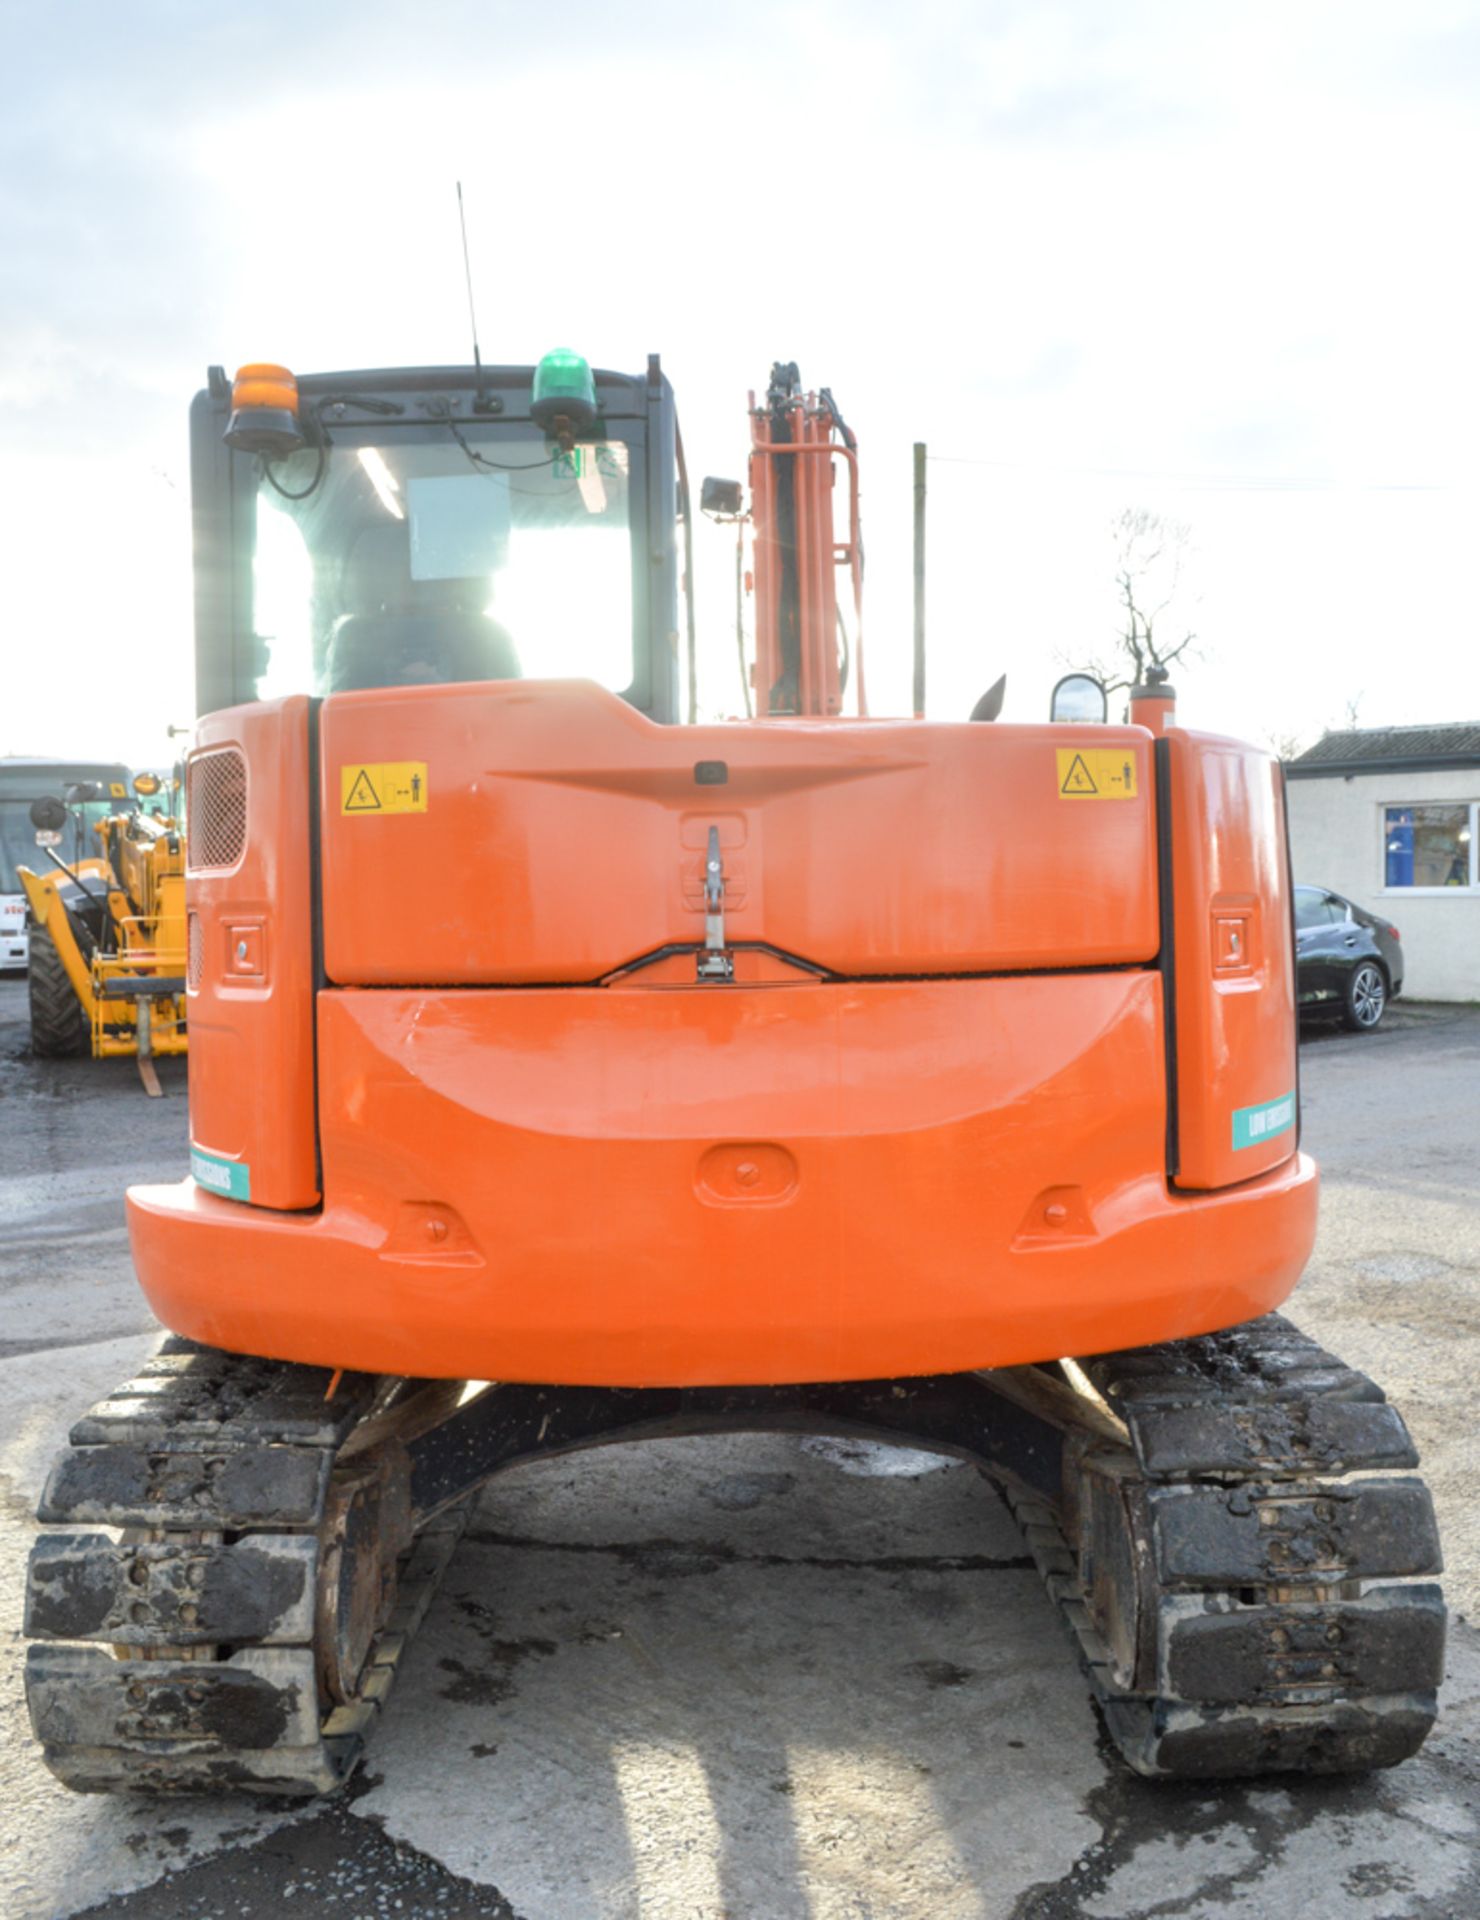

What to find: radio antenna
left=456, top=181, right=494, bottom=411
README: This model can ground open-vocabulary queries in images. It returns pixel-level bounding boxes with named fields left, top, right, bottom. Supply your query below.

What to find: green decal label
left=1232, top=1092, right=1296, bottom=1152
left=190, top=1147, right=251, bottom=1201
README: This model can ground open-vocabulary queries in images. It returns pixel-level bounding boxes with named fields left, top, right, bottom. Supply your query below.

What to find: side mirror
left=1050, top=673, right=1108, bottom=724
left=63, top=780, right=107, bottom=804
left=700, top=477, right=744, bottom=518
left=29, top=795, right=69, bottom=833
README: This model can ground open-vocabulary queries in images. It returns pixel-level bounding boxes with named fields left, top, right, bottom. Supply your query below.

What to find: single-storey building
left=1285, top=723, right=1480, bottom=1002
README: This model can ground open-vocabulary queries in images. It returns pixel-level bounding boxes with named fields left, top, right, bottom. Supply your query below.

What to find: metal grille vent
left=187, top=749, right=246, bottom=870
left=187, top=911, right=202, bottom=991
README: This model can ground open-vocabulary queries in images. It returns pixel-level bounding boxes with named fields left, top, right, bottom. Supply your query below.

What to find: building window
left=1384, top=803, right=1477, bottom=890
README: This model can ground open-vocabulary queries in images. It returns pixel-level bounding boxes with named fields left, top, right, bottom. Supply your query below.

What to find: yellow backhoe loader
left=18, top=773, right=187, bottom=1094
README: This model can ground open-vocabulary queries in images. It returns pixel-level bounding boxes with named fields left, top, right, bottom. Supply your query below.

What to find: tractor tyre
left=27, top=928, right=89, bottom=1057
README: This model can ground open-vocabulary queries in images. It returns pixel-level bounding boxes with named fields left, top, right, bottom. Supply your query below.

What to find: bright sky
left=4, top=0, right=1478, bottom=766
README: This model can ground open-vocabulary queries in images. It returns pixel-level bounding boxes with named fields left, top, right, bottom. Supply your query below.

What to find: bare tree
left=1063, top=509, right=1201, bottom=697
left=1260, top=726, right=1309, bottom=763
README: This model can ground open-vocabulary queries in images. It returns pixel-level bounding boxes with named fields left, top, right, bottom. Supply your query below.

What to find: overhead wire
left=923, top=452, right=1465, bottom=494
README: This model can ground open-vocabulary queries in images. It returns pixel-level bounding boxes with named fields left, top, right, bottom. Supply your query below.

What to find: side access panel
left=1165, top=731, right=1298, bottom=1191
left=185, top=699, right=318, bottom=1209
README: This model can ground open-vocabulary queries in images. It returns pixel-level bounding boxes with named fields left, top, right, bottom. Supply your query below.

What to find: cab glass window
left=0, top=773, right=130, bottom=893
left=250, top=426, right=637, bottom=701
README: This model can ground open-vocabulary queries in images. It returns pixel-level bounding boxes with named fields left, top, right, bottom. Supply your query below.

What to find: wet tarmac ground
left=1, top=975, right=1477, bottom=1919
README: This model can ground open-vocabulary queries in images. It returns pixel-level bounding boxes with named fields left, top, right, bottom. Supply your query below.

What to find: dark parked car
left=1294, top=885, right=1403, bottom=1031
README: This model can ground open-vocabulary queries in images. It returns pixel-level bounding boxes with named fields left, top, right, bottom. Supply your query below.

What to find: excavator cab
left=191, top=354, right=678, bottom=720
left=22, top=353, right=1444, bottom=1797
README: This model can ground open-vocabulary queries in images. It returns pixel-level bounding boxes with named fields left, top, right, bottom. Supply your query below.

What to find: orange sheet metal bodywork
left=129, top=684, right=1317, bottom=1386
left=318, top=683, right=1159, bottom=985
left=130, top=972, right=1315, bottom=1386
left=185, top=699, right=319, bottom=1211
left=1166, top=731, right=1298, bottom=1190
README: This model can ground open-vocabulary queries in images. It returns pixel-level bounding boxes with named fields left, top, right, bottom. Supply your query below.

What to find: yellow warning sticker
left=109, top=782, right=127, bottom=799
left=1056, top=748, right=1138, bottom=800
left=340, top=762, right=428, bottom=815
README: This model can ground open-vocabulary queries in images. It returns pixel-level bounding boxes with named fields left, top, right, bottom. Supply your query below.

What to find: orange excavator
left=24, top=352, right=1442, bottom=1793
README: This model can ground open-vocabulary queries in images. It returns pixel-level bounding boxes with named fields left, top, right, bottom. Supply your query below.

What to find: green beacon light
left=531, top=348, right=597, bottom=447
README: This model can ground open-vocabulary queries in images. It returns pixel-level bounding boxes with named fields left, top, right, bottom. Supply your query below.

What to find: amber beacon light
left=224, top=362, right=305, bottom=456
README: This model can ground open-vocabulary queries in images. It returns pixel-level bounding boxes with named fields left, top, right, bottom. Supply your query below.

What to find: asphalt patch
left=66, top=1808, right=522, bottom=1919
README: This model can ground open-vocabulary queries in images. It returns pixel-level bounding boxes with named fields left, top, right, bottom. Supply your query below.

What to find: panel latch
left=697, top=825, right=734, bottom=981
left=1213, top=910, right=1254, bottom=976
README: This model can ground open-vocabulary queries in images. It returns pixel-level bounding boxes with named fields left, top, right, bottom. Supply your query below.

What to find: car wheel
left=1342, top=961, right=1387, bottom=1032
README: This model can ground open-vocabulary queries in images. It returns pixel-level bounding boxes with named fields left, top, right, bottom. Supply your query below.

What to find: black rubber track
left=23, top=1320, right=1445, bottom=1792
left=25, top=1344, right=469, bottom=1795
left=1009, top=1315, right=1445, bottom=1778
